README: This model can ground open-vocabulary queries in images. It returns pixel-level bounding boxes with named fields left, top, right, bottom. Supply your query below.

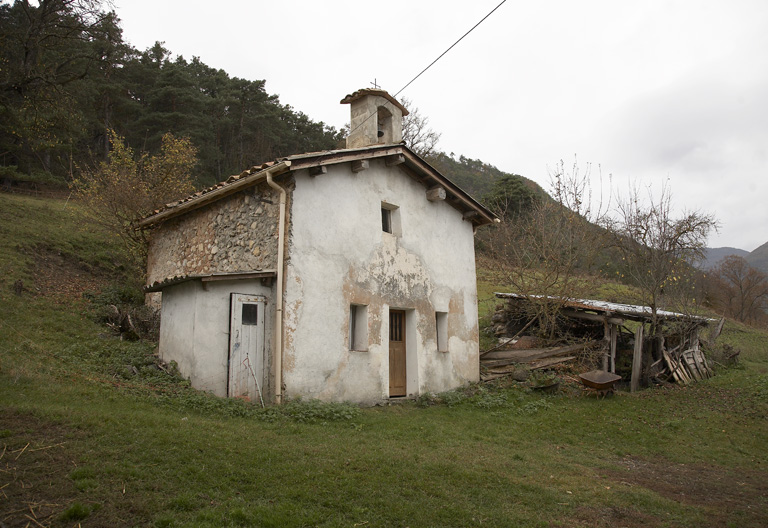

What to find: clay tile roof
left=139, top=145, right=497, bottom=228
left=143, top=160, right=286, bottom=220
left=340, top=88, right=409, bottom=116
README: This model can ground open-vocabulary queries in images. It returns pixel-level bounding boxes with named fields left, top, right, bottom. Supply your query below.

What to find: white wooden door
left=229, top=294, right=266, bottom=400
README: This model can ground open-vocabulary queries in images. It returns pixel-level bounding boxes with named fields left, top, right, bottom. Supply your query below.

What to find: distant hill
left=701, top=247, right=750, bottom=269
left=746, top=241, right=768, bottom=274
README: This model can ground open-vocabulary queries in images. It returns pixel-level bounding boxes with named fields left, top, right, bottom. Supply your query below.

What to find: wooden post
left=602, top=321, right=610, bottom=371
left=609, top=323, right=617, bottom=373
left=631, top=324, right=644, bottom=392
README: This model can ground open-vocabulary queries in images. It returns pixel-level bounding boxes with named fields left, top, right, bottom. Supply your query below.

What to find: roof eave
left=288, top=144, right=496, bottom=227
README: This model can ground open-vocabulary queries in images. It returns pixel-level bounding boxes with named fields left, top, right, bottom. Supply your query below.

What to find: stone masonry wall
left=147, top=182, right=280, bottom=284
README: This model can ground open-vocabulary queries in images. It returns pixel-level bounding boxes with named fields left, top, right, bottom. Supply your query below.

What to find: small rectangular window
left=242, top=303, right=259, bottom=325
left=436, top=311, right=448, bottom=352
left=381, top=202, right=401, bottom=236
left=350, top=304, right=369, bottom=351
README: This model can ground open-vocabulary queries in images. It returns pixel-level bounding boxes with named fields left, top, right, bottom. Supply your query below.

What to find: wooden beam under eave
left=561, top=308, right=624, bottom=326
left=462, top=210, right=478, bottom=221
left=385, top=154, right=405, bottom=167
left=309, top=165, right=327, bottom=177
left=426, top=186, right=446, bottom=202
left=351, top=160, right=369, bottom=173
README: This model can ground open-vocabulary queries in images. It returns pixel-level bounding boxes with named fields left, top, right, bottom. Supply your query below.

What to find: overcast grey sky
left=114, top=0, right=768, bottom=251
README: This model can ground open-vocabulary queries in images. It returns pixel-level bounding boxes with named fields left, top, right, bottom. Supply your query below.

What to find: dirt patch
left=0, top=410, right=151, bottom=528
left=556, top=505, right=659, bottom=528
left=28, top=245, right=111, bottom=302
left=599, top=455, right=768, bottom=527
left=1, top=410, right=83, bottom=527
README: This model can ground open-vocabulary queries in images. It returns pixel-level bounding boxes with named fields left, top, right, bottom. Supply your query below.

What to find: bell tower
left=340, top=89, right=409, bottom=149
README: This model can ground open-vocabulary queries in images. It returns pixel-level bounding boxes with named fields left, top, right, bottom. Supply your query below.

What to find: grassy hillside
left=426, top=152, right=544, bottom=203
left=2, top=192, right=768, bottom=527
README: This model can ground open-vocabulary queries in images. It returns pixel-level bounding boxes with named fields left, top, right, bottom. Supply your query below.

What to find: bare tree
left=603, top=183, right=718, bottom=334
left=710, top=255, right=768, bottom=324
left=480, top=158, right=604, bottom=338
left=400, top=97, right=441, bottom=158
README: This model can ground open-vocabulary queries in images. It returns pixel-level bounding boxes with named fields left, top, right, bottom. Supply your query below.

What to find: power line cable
left=394, top=0, right=507, bottom=98
left=347, top=0, right=507, bottom=138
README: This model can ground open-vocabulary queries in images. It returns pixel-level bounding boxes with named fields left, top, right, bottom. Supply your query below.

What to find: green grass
left=0, top=193, right=128, bottom=290
left=1, top=192, right=768, bottom=527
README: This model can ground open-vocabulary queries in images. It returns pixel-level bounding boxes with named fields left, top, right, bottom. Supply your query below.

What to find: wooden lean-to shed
left=140, top=88, right=497, bottom=405
left=490, top=293, right=714, bottom=390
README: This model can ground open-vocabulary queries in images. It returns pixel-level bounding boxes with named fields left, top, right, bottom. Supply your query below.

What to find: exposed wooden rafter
left=309, top=165, right=327, bottom=177
left=385, top=154, right=405, bottom=167
left=426, top=186, right=446, bottom=202
left=351, top=160, right=369, bottom=173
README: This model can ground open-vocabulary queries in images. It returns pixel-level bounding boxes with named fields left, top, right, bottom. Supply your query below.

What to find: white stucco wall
left=283, top=158, right=480, bottom=403
left=158, top=279, right=274, bottom=398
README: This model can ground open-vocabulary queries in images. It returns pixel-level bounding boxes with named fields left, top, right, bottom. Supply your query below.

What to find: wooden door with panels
left=389, top=309, right=407, bottom=397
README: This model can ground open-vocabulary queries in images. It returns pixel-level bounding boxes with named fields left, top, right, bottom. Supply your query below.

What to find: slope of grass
left=1, top=193, right=767, bottom=527
left=0, top=193, right=128, bottom=290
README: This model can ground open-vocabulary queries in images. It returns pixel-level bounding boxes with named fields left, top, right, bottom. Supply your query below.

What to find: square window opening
left=436, top=311, right=449, bottom=352
left=350, top=304, right=369, bottom=351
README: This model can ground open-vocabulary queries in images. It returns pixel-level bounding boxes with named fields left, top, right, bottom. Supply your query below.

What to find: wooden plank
left=482, top=348, right=551, bottom=360
left=529, top=356, right=576, bottom=370
left=287, top=146, right=403, bottom=172
left=481, top=341, right=599, bottom=366
left=696, top=350, right=709, bottom=378
left=561, top=308, right=624, bottom=325
left=695, top=349, right=711, bottom=378
left=673, top=353, right=692, bottom=385
left=662, top=349, right=682, bottom=384
left=631, top=324, right=644, bottom=392
left=683, top=351, right=702, bottom=381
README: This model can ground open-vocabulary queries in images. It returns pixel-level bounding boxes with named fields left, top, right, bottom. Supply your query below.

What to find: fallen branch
left=24, top=513, right=46, bottom=528
left=29, top=442, right=66, bottom=453
left=14, top=442, right=30, bottom=460
left=529, top=356, right=576, bottom=370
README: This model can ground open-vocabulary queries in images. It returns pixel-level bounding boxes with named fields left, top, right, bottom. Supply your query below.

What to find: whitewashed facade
left=142, top=89, right=496, bottom=404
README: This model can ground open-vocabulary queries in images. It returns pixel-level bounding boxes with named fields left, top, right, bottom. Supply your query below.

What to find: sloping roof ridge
left=286, top=143, right=404, bottom=162
left=140, top=143, right=497, bottom=228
